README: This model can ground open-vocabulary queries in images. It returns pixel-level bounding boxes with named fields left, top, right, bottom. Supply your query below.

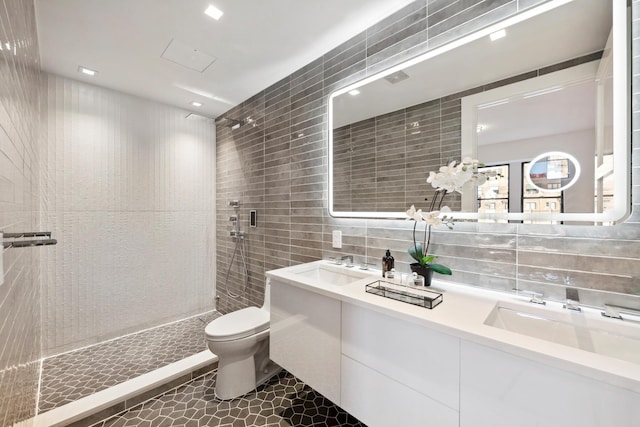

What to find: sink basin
left=291, top=263, right=369, bottom=287
left=485, top=301, right=640, bottom=365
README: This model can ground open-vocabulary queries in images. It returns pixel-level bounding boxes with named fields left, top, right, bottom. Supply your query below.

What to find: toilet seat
left=205, top=307, right=269, bottom=341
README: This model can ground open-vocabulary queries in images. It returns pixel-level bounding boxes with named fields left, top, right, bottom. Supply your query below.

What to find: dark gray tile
left=38, top=312, right=220, bottom=413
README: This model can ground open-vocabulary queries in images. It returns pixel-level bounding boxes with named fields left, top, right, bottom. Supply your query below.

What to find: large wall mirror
left=328, top=0, right=630, bottom=224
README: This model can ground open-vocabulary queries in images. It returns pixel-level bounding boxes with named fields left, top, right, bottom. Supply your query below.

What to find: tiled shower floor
left=38, top=311, right=221, bottom=413
left=93, top=369, right=366, bottom=427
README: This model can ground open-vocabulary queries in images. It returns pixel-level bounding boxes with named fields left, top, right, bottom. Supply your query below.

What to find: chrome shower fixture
left=218, top=117, right=245, bottom=129
left=230, top=230, right=245, bottom=239
left=229, top=215, right=238, bottom=222
left=228, top=200, right=240, bottom=208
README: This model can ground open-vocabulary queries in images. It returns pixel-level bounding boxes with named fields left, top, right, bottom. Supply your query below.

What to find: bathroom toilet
left=205, top=280, right=280, bottom=400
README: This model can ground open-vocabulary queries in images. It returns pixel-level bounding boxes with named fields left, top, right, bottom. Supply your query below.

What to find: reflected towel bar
left=2, top=232, right=57, bottom=249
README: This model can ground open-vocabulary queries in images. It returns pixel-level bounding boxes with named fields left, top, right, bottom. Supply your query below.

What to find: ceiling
left=34, top=0, right=415, bottom=118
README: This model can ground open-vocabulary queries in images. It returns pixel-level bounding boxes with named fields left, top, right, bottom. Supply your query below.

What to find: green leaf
left=421, top=255, right=436, bottom=265
left=408, top=244, right=423, bottom=263
left=428, top=263, right=452, bottom=275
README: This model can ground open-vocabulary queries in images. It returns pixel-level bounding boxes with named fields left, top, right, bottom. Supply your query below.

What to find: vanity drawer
left=341, top=303, right=460, bottom=410
left=460, top=341, right=640, bottom=427
left=341, top=356, right=458, bottom=427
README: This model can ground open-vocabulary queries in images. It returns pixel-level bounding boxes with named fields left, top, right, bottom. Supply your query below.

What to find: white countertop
left=266, top=260, right=640, bottom=394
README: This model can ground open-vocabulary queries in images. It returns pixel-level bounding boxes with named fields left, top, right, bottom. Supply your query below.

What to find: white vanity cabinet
left=269, top=280, right=342, bottom=404
left=340, top=303, right=460, bottom=427
left=460, top=341, right=640, bottom=427
left=268, top=265, right=640, bottom=427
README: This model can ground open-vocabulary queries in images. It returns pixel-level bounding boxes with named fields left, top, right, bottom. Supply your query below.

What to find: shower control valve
left=230, top=230, right=245, bottom=239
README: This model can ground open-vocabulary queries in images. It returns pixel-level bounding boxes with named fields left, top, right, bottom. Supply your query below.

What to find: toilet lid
left=205, top=307, right=269, bottom=341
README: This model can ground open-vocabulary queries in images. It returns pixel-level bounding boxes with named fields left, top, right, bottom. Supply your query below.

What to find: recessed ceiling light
left=204, top=4, right=223, bottom=20
left=348, top=89, right=360, bottom=96
left=78, top=66, right=97, bottom=76
left=489, top=29, right=506, bottom=41
left=191, top=101, right=203, bottom=107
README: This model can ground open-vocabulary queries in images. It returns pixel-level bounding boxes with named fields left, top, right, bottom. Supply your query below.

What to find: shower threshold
left=32, top=351, right=217, bottom=427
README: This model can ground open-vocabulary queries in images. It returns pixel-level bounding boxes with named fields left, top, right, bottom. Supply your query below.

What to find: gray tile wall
left=216, top=0, right=640, bottom=312
left=0, top=0, right=43, bottom=423
left=333, top=99, right=462, bottom=213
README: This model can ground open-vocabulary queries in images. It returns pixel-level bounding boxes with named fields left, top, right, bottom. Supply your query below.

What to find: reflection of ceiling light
left=489, top=29, right=506, bottom=41
left=204, top=4, right=223, bottom=20
left=523, top=86, right=563, bottom=99
left=78, top=66, right=97, bottom=76
left=477, top=124, right=487, bottom=133
left=297, top=133, right=305, bottom=138
left=411, top=131, right=421, bottom=135
left=348, top=89, right=360, bottom=96
left=410, top=121, right=420, bottom=128
left=478, top=99, right=509, bottom=109
left=191, top=101, right=202, bottom=107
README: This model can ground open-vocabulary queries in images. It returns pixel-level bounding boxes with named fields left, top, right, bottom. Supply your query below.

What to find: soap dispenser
left=382, top=249, right=394, bottom=278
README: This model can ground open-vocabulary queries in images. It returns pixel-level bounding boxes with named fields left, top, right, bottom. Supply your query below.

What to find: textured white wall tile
left=42, top=75, right=216, bottom=355
left=0, top=0, right=42, bottom=423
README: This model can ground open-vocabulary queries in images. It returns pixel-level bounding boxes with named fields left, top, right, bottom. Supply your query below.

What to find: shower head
left=217, top=117, right=244, bottom=129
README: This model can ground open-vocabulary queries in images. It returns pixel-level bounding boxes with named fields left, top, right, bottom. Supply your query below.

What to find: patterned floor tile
left=39, top=311, right=221, bottom=413
left=95, top=369, right=366, bottom=427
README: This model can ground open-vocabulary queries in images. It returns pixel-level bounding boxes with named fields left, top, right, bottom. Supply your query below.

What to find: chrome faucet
left=602, top=304, right=640, bottom=320
left=340, top=255, right=354, bottom=267
left=564, top=287, right=581, bottom=312
left=518, top=289, right=545, bottom=305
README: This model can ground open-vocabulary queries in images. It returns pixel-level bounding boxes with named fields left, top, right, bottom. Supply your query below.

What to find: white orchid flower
left=423, top=211, right=440, bottom=224
left=406, top=205, right=424, bottom=221
left=422, top=210, right=440, bottom=225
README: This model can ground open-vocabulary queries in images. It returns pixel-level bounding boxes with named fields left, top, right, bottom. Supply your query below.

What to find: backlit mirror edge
left=328, top=0, right=631, bottom=224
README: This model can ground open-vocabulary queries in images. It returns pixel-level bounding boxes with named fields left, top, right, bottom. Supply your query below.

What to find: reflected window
left=477, top=165, right=509, bottom=221
left=522, top=161, right=563, bottom=224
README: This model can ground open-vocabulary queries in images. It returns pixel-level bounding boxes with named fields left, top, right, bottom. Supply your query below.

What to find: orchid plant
left=407, top=158, right=492, bottom=275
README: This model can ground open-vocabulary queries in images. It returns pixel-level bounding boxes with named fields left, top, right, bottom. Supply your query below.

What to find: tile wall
left=0, top=0, right=42, bottom=424
left=333, top=98, right=462, bottom=213
left=41, top=76, right=217, bottom=355
left=216, top=0, right=640, bottom=312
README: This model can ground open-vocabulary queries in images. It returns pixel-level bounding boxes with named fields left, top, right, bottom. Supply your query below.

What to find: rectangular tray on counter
left=365, top=280, right=443, bottom=309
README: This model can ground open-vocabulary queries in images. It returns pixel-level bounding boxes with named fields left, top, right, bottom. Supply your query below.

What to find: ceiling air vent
left=384, top=70, right=409, bottom=84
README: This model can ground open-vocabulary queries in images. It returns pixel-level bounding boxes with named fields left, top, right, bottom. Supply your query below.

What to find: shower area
left=34, top=74, right=221, bottom=413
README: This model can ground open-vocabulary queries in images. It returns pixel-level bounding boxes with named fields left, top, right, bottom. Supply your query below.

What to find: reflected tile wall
left=0, top=0, right=42, bottom=424
left=217, top=0, right=640, bottom=312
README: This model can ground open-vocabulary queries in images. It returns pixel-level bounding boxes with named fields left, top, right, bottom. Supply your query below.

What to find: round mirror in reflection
left=526, top=151, right=581, bottom=191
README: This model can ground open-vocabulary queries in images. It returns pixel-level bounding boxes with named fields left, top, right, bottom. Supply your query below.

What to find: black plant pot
left=410, top=263, right=434, bottom=286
